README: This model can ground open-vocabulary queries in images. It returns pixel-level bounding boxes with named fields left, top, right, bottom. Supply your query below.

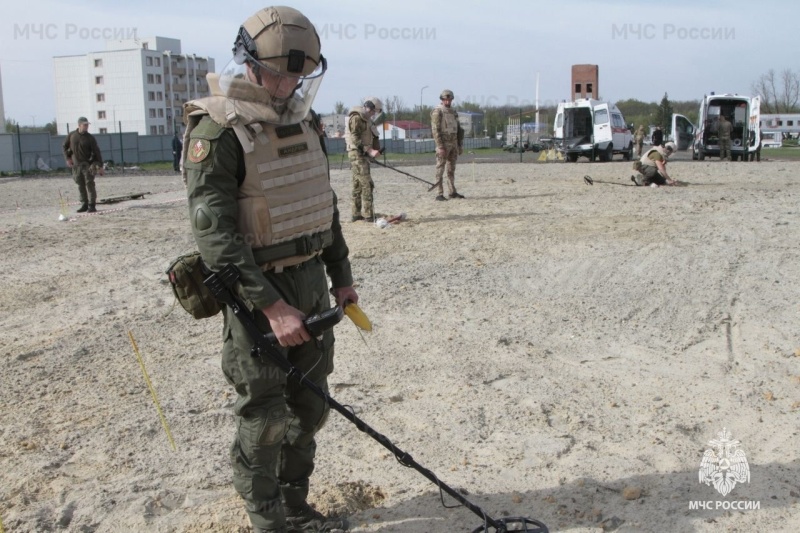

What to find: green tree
left=654, top=93, right=674, bottom=134
left=5, top=118, right=19, bottom=133
left=333, top=101, right=346, bottom=114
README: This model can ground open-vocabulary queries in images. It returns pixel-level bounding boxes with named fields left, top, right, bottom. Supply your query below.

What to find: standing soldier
left=182, top=6, right=356, bottom=532
left=62, top=116, right=104, bottom=212
left=431, top=89, right=465, bottom=201
left=651, top=125, right=664, bottom=147
left=634, top=125, right=646, bottom=157
left=345, top=97, right=382, bottom=222
left=171, top=131, right=183, bottom=172
left=718, top=114, right=733, bottom=161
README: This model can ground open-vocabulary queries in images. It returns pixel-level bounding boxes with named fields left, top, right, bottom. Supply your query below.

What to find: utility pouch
left=632, top=160, right=643, bottom=172
left=166, top=252, right=221, bottom=319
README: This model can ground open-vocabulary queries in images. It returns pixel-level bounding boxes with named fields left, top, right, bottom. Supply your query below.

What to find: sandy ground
left=1, top=153, right=799, bottom=533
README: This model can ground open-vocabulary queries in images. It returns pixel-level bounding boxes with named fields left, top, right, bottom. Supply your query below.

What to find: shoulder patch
left=188, top=139, right=211, bottom=163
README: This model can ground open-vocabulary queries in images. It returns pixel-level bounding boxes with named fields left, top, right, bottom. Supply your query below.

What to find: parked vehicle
left=554, top=99, right=633, bottom=162
left=669, top=114, right=697, bottom=150
left=760, top=130, right=782, bottom=148
left=692, top=93, right=761, bottom=161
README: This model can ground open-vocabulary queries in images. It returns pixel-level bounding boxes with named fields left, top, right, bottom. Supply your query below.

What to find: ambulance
left=554, top=99, right=633, bottom=162
left=692, top=93, right=761, bottom=161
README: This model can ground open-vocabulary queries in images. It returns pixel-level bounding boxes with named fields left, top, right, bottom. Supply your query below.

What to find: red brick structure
left=571, top=64, right=599, bottom=100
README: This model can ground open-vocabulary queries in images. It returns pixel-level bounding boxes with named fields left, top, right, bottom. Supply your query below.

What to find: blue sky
left=0, top=0, right=796, bottom=125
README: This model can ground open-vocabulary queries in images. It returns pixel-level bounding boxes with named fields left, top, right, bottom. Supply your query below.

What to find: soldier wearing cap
left=182, top=6, right=356, bottom=532
left=345, top=97, right=382, bottom=222
left=62, top=117, right=104, bottom=212
left=431, top=89, right=465, bottom=201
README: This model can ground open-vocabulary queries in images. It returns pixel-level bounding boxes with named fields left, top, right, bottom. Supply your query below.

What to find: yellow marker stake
left=1, top=512, right=5, bottom=533
left=58, top=191, right=68, bottom=217
left=128, top=330, right=176, bottom=451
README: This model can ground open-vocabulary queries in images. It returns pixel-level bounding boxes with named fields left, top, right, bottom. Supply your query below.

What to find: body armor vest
left=185, top=77, right=333, bottom=270
left=640, top=146, right=665, bottom=167
left=435, top=106, right=459, bottom=135
left=345, top=106, right=373, bottom=152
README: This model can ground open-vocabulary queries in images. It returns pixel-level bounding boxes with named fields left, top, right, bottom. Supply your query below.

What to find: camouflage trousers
left=72, top=162, right=97, bottom=204
left=637, top=164, right=668, bottom=186
left=349, top=152, right=374, bottom=219
left=719, top=138, right=732, bottom=160
left=221, top=257, right=334, bottom=530
left=634, top=139, right=644, bottom=157
left=434, top=143, right=459, bottom=196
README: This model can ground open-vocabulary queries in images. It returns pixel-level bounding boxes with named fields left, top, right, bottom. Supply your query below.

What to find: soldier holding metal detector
left=345, top=96, right=383, bottom=222
left=181, top=7, right=356, bottom=532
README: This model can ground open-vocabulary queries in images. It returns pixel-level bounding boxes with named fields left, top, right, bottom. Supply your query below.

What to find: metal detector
left=369, top=158, right=441, bottom=191
left=203, top=264, right=549, bottom=533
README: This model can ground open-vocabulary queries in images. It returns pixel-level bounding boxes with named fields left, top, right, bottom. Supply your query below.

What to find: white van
left=554, top=99, right=633, bottom=162
left=692, top=93, right=761, bottom=161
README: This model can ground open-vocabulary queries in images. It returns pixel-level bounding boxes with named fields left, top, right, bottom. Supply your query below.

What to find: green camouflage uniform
left=184, top=115, right=353, bottom=531
left=62, top=130, right=103, bottom=206
left=431, top=105, right=464, bottom=196
left=634, top=126, right=646, bottom=157
left=346, top=108, right=379, bottom=220
left=718, top=116, right=733, bottom=161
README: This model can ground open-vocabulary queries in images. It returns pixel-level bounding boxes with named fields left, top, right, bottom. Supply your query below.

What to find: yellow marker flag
left=129, top=330, right=177, bottom=451
left=344, top=302, right=372, bottom=332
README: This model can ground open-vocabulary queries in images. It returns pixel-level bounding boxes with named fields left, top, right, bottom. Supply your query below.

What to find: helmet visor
left=218, top=55, right=326, bottom=124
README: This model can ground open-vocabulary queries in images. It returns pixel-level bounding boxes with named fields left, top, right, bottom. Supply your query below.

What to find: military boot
left=630, top=175, right=643, bottom=186
left=448, top=192, right=465, bottom=199
left=285, top=502, right=348, bottom=532
left=434, top=195, right=447, bottom=201
left=87, top=204, right=97, bottom=213
left=76, top=203, right=88, bottom=213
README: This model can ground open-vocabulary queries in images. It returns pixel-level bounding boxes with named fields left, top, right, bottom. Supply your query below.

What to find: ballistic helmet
left=440, top=89, right=454, bottom=100
left=233, top=6, right=324, bottom=77
left=363, top=97, right=383, bottom=113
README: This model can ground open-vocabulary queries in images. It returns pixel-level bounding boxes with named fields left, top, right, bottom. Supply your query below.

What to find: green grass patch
left=762, top=147, right=800, bottom=160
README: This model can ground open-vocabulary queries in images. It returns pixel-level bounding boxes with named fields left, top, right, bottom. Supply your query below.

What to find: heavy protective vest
left=185, top=75, right=333, bottom=270
left=640, top=146, right=665, bottom=167
left=344, top=106, right=373, bottom=152
left=434, top=106, right=459, bottom=135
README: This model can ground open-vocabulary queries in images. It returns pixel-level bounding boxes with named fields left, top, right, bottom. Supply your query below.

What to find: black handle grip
left=264, top=306, right=344, bottom=344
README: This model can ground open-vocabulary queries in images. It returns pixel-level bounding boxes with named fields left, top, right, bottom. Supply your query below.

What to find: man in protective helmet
left=345, top=97, right=382, bottom=222
left=430, top=89, right=465, bottom=201
left=181, top=6, right=355, bottom=532
left=631, top=141, right=678, bottom=187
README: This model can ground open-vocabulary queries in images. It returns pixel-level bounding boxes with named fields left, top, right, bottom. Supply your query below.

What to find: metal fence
left=323, top=136, right=503, bottom=155
left=0, top=132, right=179, bottom=173
left=0, top=131, right=506, bottom=173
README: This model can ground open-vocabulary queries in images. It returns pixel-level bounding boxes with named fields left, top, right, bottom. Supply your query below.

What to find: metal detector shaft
left=369, top=158, right=438, bottom=189
left=202, top=264, right=546, bottom=532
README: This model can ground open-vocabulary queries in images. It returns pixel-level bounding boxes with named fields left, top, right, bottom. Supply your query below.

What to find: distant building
left=457, top=111, right=484, bottom=138
left=382, top=120, right=430, bottom=140
left=54, top=36, right=214, bottom=136
left=759, top=114, right=800, bottom=138
left=321, top=113, right=347, bottom=138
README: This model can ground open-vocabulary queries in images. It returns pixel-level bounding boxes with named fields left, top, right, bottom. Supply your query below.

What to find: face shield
left=217, top=52, right=326, bottom=124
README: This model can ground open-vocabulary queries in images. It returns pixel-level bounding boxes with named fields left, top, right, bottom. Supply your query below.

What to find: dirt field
left=1, top=155, right=798, bottom=533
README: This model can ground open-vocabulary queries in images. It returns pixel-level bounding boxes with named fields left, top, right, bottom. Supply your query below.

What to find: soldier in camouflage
left=345, top=97, right=382, bottom=222
left=431, top=89, right=465, bottom=201
left=62, top=117, right=104, bottom=212
left=718, top=114, right=733, bottom=161
left=182, top=7, right=355, bottom=532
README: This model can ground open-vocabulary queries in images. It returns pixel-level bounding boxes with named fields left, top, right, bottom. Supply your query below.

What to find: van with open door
left=669, top=114, right=696, bottom=150
left=692, top=93, right=761, bottom=161
left=554, top=99, right=633, bottom=162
